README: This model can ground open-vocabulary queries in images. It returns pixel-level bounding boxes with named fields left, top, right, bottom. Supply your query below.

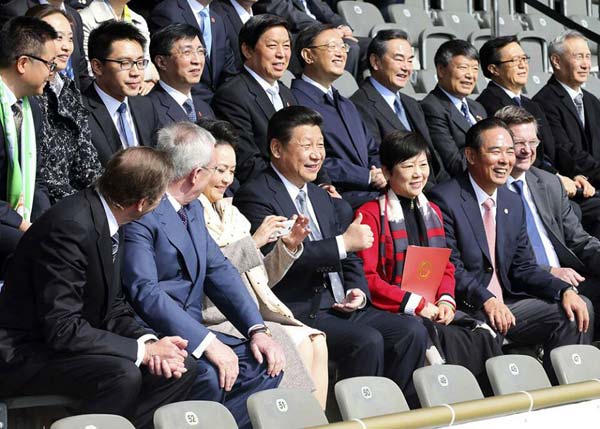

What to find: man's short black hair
left=239, top=14, right=290, bottom=62
left=379, top=131, right=430, bottom=172
left=294, top=22, right=337, bottom=68
left=88, top=20, right=146, bottom=63
left=367, top=29, right=409, bottom=73
left=268, top=106, right=323, bottom=155
left=465, top=117, right=513, bottom=150
left=479, top=35, right=520, bottom=79
left=0, top=16, right=57, bottom=69
left=434, top=39, right=479, bottom=68
left=150, top=23, right=200, bottom=64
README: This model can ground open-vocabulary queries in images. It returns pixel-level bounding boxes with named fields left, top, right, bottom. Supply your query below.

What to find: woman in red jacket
left=356, top=131, right=501, bottom=376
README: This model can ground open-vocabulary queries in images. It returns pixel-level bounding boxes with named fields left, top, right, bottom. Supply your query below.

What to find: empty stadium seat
left=522, top=14, right=565, bottom=41
left=582, top=74, right=600, bottom=98
left=247, top=388, right=328, bottom=429
left=50, top=414, right=134, bottom=429
left=524, top=71, right=550, bottom=96
left=412, top=364, right=484, bottom=407
left=561, top=0, right=591, bottom=16
left=568, top=15, right=600, bottom=69
left=153, top=401, right=238, bottom=429
left=439, top=0, right=473, bottom=13
left=475, top=0, right=515, bottom=28
left=280, top=69, right=295, bottom=88
left=387, top=5, right=435, bottom=43
left=337, top=1, right=385, bottom=38
left=333, top=70, right=360, bottom=98
left=415, top=69, right=439, bottom=93
left=521, top=0, right=553, bottom=14
left=0, top=395, right=78, bottom=429
left=369, top=23, right=408, bottom=39
left=334, top=376, right=409, bottom=420
left=468, top=28, right=492, bottom=51
left=434, top=11, right=482, bottom=40
left=419, top=28, right=458, bottom=69
left=485, top=355, right=551, bottom=395
left=550, top=344, right=600, bottom=385
left=518, top=31, right=549, bottom=72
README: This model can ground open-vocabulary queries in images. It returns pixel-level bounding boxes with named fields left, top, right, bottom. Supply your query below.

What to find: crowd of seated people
left=1, top=1, right=600, bottom=428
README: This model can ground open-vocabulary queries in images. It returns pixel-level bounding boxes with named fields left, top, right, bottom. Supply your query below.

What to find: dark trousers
left=192, top=341, right=282, bottom=429
left=574, top=195, right=600, bottom=240
left=4, top=354, right=198, bottom=429
left=577, top=274, right=600, bottom=340
left=0, top=224, right=22, bottom=279
left=313, top=305, right=428, bottom=398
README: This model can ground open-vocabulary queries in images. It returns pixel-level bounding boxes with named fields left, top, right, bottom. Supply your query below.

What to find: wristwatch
left=561, top=285, right=579, bottom=298
left=249, top=325, right=272, bottom=338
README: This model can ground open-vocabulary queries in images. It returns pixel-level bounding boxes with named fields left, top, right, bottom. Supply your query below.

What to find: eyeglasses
left=102, top=58, right=150, bottom=70
left=201, top=165, right=219, bottom=174
left=307, top=42, right=350, bottom=53
left=171, top=47, right=206, bottom=59
left=20, top=54, right=57, bottom=72
left=514, top=139, right=540, bottom=149
left=495, top=55, right=530, bottom=67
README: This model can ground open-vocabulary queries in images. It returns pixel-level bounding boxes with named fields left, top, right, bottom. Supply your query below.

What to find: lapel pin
left=504, top=208, right=508, bottom=214
left=211, top=17, right=216, bottom=23
left=197, top=111, right=202, bottom=118
left=476, top=115, right=483, bottom=122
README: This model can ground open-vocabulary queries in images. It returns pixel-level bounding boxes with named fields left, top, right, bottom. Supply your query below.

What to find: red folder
left=401, top=245, right=451, bottom=303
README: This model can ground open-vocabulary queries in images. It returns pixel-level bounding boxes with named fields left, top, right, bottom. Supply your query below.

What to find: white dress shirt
left=369, top=77, right=400, bottom=111
left=469, top=173, right=498, bottom=221
left=558, top=80, right=584, bottom=114
left=244, top=65, right=284, bottom=111
left=231, top=0, right=253, bottom=23
left=186, top=0, right=211, bottom=30
left=159, top=80, right=193, bottom=112
left=440, top=87, right=477, bottom=124
left=94, top=83, right=139, bottom=148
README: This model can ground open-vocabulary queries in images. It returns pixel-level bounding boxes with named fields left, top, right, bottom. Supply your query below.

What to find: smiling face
left=551, top=36, right=591, bottom=90
left=466, top=126, right=515, bottom=194
left=370, top=38, right=413, bottom=92
left=92, top=39, right=144, bottom=101
left=270, top=124, right=325, bottom=188
left=203, top=144, right=236, bottom=203
left=20, top=39, right=57, bottom=96
left=386, top=151, right=429, bottom=199
left=42, top=12, right=73, bottom=73
left=243, top=25, right=291, bottom=85
left=302, top=29, right=347, bottom=85
left=157, top=36, right=205, bottom=93
left=509, top=122, right=538, bottom=177
left=437, top=54, right=479, bottom=98
left=490, top=42, right=528, bottom=93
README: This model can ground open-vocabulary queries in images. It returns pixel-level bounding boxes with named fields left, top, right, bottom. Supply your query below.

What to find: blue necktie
left=183, top=99, right=197, bottom=122
left=394, top=96, right=412, bottom=131
left=199, top=9, right=212, bottom=57
left=512, top=96, right=522, bottom=107
left=460, top=101, right=474, bottom=125
left=512, top=180, right=550, bottom=266
left=117, top=102, right=135, bottom=147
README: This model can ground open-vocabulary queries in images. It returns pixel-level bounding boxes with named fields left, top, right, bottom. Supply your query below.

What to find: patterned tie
left=512, top=96, right=522, bottom=107
left=111, top=231, right=119, bottom=263
left=512, top=180, right=550, bottom=266
left=482, top=198, right=504, bottom=303
left=574, top=93, right=585, bottom=127
left=295, top=190, right=345, bottom=303
left=393, top=96, right=412, bottom=131
left=461, top=100, right=474, bottom=125
left=266, top=86, right=284, bottom=111
left=117, top=103, right=135, bottom=147
left=301, top=0, right=317, bottom=19
left=11, top=101, right=22, bottom=141
left=183, top=99, right=197, bottom=122
left=199, top=9, right=212, bottom=57
left=178, top=207, right=188, bottom=229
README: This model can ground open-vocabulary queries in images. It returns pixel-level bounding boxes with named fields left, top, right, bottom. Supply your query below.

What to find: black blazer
left=0, top=188, right=147, bottom=391
left=82, top=85, right=160, bottom=166
left=149, top=0, right=239, bottom=102
left=254, top=0, right=346, bottom=33
left=147, top=82, right=215, bottom=127
left=533, top=75, right=600, bottom=186
left=211, top=0, right=246, bottom=70
left=476, top=81, right=554, bottom=170
left=212, top=68, right=296, bottom=183
left=350, top=78, right=450, bottom=187
left=234, top=167, right=371, bottom=322
left=421, top=85, right=488, bottom=177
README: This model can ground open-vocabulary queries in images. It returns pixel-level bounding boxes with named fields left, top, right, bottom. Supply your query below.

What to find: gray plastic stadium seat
left=523, top=71, right=550, bottom=96
left=334, top=376, right=409, bottom=420
left=478, top=0, right=514, bottom=15
left=369, top=23, right=408, bottom=39
left=153, top=401, right=237, bottom=429
left=247, top=388, right=328, bottom=429
left=550, top=344, right=600, bottom=385
left=561, top=0, right=590, bottom=16
left=569, top=15, right=600, bottom=69
left=518, top=32, right=548, bottom=72
left=440, top=0, right=472, bottom=13
left=434, top=11, right=482, bottom=40
left=413, top=364, right=484, bottom=407
left=419, top=27, right=458, bottom=69
left=485, top=355, right=551, bottom=395
left=50, top=414, right=134, bottom=429
left=415, top=69, right=438, bottom=93
left=468, top=28, right=492, bottom=51
left=0, top=395, right=78, bottom=429
left=496, top=14, right=525, bottom=35
left=523, top=14, right=564, bottom=41
left=522, top=0, right=553, bottom=14
left=279, top=69, right=295, bottom=89
left=582, top=74, right=600, bottom=98
left=333, top=70, right=359, bottom=98
left=337, top=1, right=385, bottom=38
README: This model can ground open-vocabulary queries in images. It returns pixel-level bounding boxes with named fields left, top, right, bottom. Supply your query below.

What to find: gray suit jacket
left=525, top=167, right=600, bottom=275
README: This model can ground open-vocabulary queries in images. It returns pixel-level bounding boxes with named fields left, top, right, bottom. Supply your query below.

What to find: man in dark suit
left=421, top=40, right=487, bottom=177
left=350, top=30, right=449, bottom=188
left=0, top=148, right=197, bottom=429
left=211, top=0, right=256, bottom=69
left=534, top=31, right=600, bottom=188
left=0, top=0, right=91, bottom=90
left=149, top=0, right=239, bottom=103
left=212, top=15, right=296, bottom=183
left=291, top=24, right=384, bottom=209
left=429, top=117, right=592, bottom=378
left=148, top=23, right=215, bottom=126
left=0, top=17, right=54, bottom=275
left=122, top=122, right=284, bottom=429
left=235, top=106, right=428, bottom=403
left=478, top=35, right=600, bottom=240
left=82, top=21, right=161, bottom=166
left=495, top=105, right=600, bottom=338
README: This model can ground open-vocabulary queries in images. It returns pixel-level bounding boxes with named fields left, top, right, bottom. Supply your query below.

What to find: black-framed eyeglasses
left=20, top=54, right=57, bottom=72
left=102, top=58, right=150, bottom=70
left=307, top=42, right=350, bottom=53
left=495, top=55, right=531, bottom=67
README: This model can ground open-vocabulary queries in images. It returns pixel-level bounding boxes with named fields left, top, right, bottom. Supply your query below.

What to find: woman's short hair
left=379, top=131, right=430, bottom=171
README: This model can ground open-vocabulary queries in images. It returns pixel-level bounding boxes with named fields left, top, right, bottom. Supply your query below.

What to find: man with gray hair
left=534, top=30, right=600, bottom=188
left=121, top=121, right=285, bottom=429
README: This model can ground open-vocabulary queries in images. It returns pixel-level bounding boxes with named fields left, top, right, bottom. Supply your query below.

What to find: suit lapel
left=179, top=0, right=214, bottom=78
left=582, top=92, right=600, bottom=155
left=265, top=169, right=302, bottom=219
left=550, top=77, right=585, bottom=133
left=524, top=171, right=556, bottom=234
left=434, top=86, right=471, bottom=133
left=495, top=187, right=510, bottom=271
left=243, top=70, right=276, bottom=120
left=335, top=95, right=367, bottom=165
left=88, top=189, right=114, bottom=309
left=85, top=86, right=122, bottom=154
left=459, top=177, right=492, bottom=263
left=127, top=97, right=146, bottom=147
left=156, top=85, right=186, bottom=123
left=364, top=81, right=403, bottom=130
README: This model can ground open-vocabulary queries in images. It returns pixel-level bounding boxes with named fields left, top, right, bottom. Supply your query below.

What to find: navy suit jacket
left=211, top=0, right=246, bottom=70
left=291, top=78, right=380, bottom=207
left=429, top=175, right=568, bottom=310
left=122, top=197, right=264, bottom=353
left=147, top=83, right=215, bottom=127
left=234, top=167, right=371, bottom=322
left=149, top=0, right=239, bottom=103
left=82, top=85, right=160, bottom=167
left=254, top=0, right=346, bottom=33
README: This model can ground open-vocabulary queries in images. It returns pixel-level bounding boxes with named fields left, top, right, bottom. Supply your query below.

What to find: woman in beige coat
left=199, top=120, right=328, bottom=407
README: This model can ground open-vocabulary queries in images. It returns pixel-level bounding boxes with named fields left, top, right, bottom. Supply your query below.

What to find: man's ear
left=241, top=42, right=253, bottom=62
left=465, top=146, right=477, bottom=165
left=90, top=58, right=103, bottom=77
left=300, top=48, right=313, bottom=65
left=15, top=55, right=29, bottom=75
left=154, top=55, right=168, bottom=71
left=270, top=139, right=282, bottom=159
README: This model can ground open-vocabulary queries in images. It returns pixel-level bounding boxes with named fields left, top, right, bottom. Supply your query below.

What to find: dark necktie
left=512, top=180, right=550, bottom=266
left=512, top=96, right=522, bottom=107
left=12, top=101, right=23, bottom=141
left=111, top=231, right=119, bottom=263
left=393, top=96, right=412, bottom=131
left=460, top=100, right=474, bottom=125
left=183, top=99, right=197, bottom=122
left=117, top=102, right=135, bottom=147
left=178, top=207, right=188, bottom=228
left=574, top=93, right=585, bottom=127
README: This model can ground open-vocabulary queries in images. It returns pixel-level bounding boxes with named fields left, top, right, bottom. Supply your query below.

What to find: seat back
left=333, top=70, right=359, bottom=98
left=524, top=14, right=564, bottom=41
left=247, top=388, right=328, bottom=429
left=522, top=0, right=553, bottom=14
left=50, top=414, right=135, bottom=429
left=415, top=69, right=438, bottom=93
left=523, top=71, right=550, bottom=96
left=440, top=0, right=473, bottom=13
left=518, top=32, right=548, bottom=72
left=561, top=0, right=591, bottom=16
left=569, top=16, right=600, bottom=69
left=413, top=364, right=484, bottom=407
left=153, top=401, right=238, bottom=429
left=280, top=69, right=295, bottom=88
left=337, top=1, right=385, bottom=38
left=435, top=11, right=481, bottom=40
left=388, top=6, right=435, bottom=47
left=335, top=376, right=409, bottom=420
left=486, top=355, right=551, bottom=395
left=582, top=74, right=600, bottom=98
left=550, top=344, right=600, bottom=385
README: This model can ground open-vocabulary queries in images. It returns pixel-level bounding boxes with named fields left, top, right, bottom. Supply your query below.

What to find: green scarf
left=0, top=76, right=36, bottom=222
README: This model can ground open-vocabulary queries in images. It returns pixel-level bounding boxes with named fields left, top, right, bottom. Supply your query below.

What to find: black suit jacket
left=147, top=82, right=215, bottom=127
left=211, top=0, right=246, bottom=70
left=149, top=0, right=239, bottom=102
left=533, top=75, right=600, bottom=186
left=476, top=81, right=554, bottom=170
left=234, top=167, right=370, bottom=322
left=350, top=78, right=450, bottom=187
left=254, top=0, right=346, bottom=33
left=0, top=188, right=147, bottom=391
left=212, top=68, right=296, bottom=182
left=421, top=85, right=488, bottom=177
left=82, top=85, right=160, bottom=166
